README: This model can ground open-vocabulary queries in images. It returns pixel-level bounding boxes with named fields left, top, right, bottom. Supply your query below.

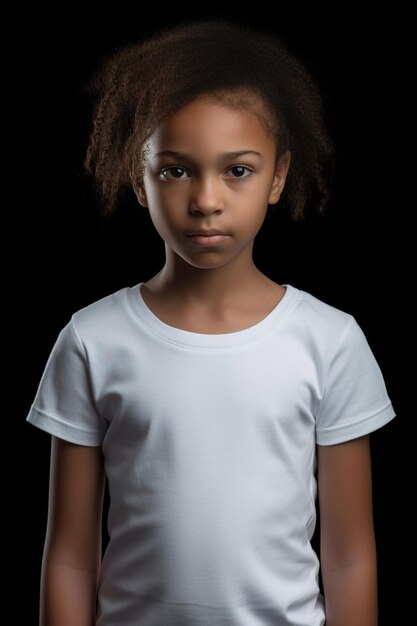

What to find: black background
left=21, top=7, right=406, bottom=624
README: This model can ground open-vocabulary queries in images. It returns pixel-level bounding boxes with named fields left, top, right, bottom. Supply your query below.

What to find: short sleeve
left=316, top=317, right=395, bottom=445
left=26, top=319, right=107, bottom=446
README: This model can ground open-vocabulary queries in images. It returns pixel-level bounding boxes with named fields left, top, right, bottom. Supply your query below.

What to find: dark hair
left=85, top=21, right=333, bottom=219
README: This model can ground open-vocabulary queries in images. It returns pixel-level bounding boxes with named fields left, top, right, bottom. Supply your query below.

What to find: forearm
left=40, top=560, right=99, bottom=626
left=322, top=559, right=377, bottom=626
left=318, top=437, right=378, bottom=626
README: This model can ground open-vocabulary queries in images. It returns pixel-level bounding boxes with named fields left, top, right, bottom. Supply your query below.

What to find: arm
left=318, top=435, right=377, bottom=626
left=40, top=436, right=105, bottom=626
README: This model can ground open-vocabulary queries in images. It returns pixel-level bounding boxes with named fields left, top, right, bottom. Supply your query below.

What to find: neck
left=141, top=247, right=284, bottom=333
left=147, top=246, right=266, bottom=306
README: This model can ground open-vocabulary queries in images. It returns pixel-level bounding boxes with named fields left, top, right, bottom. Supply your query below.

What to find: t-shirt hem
left=27, top=406, right=104, bottom=446
left=316, top=402, right=395, bottom=445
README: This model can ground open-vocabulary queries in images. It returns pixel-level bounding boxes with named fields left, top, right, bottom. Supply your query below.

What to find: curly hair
left=85, top=20, right=333, bottom=219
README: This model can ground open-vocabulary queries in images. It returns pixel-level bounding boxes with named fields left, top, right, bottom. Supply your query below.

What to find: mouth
left=186, top=230, right=230, bottom=246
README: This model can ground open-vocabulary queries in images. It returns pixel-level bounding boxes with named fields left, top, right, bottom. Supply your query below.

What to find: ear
left=268, top=151, right=291, bottom=205
left=134, top=181, right=149, bottom=208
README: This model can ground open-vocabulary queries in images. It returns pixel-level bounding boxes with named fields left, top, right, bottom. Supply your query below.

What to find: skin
left=41, top=95, right=377, bottom=626
left=136, top=95, right=290, bottom=333
left=318, top=437, right=378, bottom=625
left=40, top=438, right=104, bottom=626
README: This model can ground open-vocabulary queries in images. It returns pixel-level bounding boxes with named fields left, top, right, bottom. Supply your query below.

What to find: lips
left=186, top=230, right=230, bottom=246
left=186, top=230, right=229, bottom=237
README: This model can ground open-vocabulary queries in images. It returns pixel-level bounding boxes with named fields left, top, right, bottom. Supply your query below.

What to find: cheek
left=145, top=178, right=187, bottom=207
left=234, top=179, right=271, bottom=225
left=146, top=185, right=186, bottom=236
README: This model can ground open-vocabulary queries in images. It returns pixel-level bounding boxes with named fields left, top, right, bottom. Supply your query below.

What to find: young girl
left=27, top=21, right=395, bottom=626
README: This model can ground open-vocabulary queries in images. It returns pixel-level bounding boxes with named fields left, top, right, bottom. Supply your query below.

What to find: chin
left=190, top=261, right=229, bottom=270
left=183, top=255, right=232, bottom=270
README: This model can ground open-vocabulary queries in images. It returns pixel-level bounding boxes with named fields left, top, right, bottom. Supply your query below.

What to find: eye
left=160, top=166, right=189, bottom=180
left=226, top=165, right=253, bottom=178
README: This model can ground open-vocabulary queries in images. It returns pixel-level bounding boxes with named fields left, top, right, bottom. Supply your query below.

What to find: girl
left=27, top=21, right=395, bottom=626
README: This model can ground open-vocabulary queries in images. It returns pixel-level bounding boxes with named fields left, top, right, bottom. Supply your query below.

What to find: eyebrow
left=153, top=150, right=263, bottom=160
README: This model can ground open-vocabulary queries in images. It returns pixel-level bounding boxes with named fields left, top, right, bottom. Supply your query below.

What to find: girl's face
left=137, top=96, right=289, bottom=271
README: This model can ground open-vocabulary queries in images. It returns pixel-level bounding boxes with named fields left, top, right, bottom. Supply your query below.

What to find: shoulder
left=287, top=284, right=356, bottom=342
left=70, top=285, right=138, bottom=345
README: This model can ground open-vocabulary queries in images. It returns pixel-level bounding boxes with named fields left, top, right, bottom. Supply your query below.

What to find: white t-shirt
left=27, top=284, right=395, bottom=626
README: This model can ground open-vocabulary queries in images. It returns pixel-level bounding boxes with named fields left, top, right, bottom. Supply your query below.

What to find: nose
left=189, top=175, right=224, bottom=216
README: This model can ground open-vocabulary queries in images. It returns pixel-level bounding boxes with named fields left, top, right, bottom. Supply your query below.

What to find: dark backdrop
left=21, top=7, right=406, bottom=624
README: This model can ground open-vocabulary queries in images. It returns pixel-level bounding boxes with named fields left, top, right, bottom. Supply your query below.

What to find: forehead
left=147, top=95, right=276, bottom=157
